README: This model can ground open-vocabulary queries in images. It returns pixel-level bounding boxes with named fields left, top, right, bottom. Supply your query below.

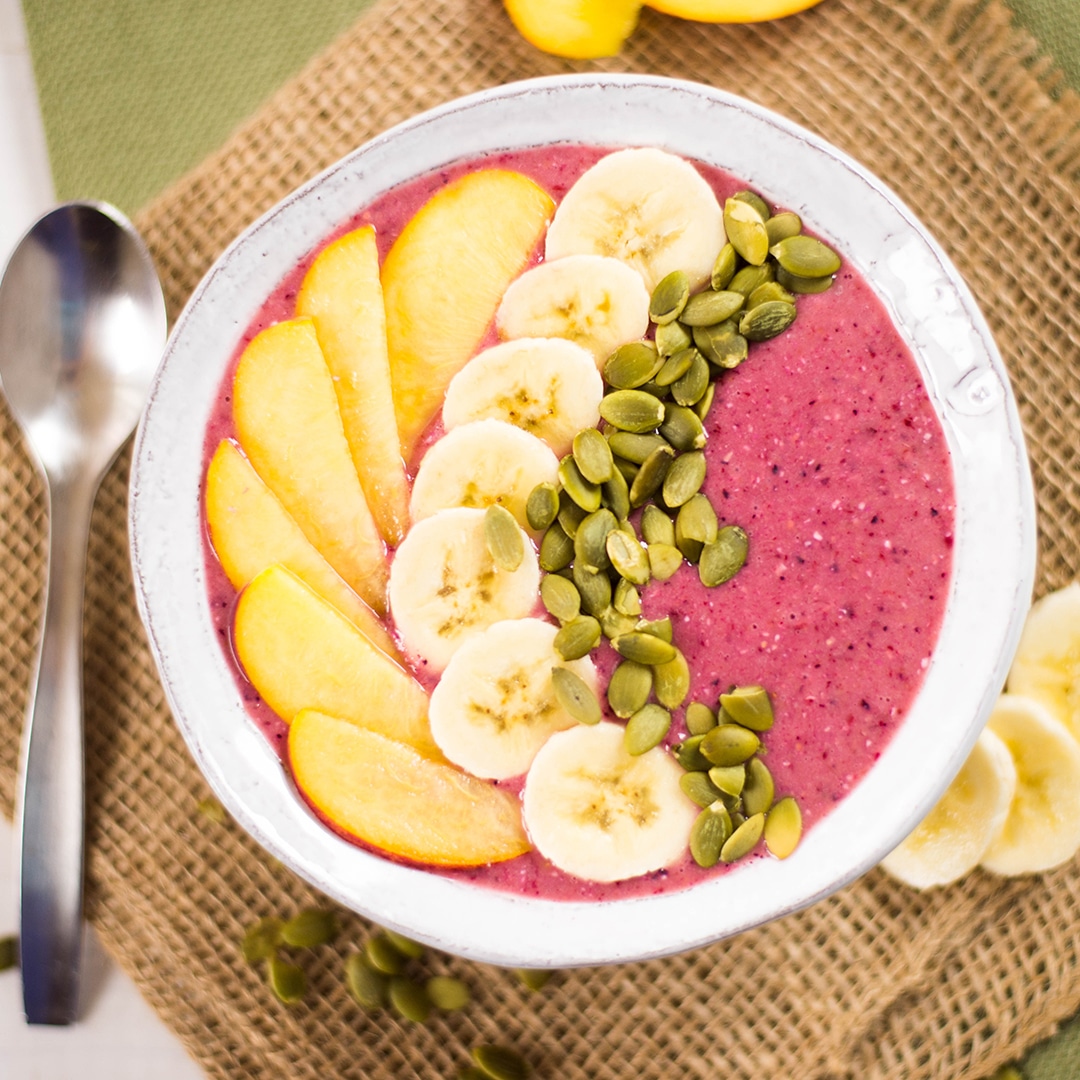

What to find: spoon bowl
left=0, top=201, right=165, bottom=1024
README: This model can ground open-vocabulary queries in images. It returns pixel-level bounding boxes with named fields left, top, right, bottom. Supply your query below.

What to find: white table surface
left=0, top=1, right=204, bottom=1074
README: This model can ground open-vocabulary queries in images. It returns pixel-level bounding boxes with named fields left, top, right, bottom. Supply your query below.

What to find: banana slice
left=880, top=728, right=1016, bottom=888
left=1007, top=582, right=1080, bottom=739
left=442, top=338, right=603, bottom=457
left=410, top=419, right=559, bottom=530
left=429, top=618, right=599, bottom=780
left=544, top=147, right=725, bottom=293
left=522, top=721, right=697, bottom=882
left=495, top=254, right=649, bottom=365
left=388, top=507, right=540, bottom=674
left=980, top=694, right=1080, bottom=876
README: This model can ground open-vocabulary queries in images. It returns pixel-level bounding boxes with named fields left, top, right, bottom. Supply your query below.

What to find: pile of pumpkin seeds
left=533, top=191, right=831, bottom=861
left=242, top=907, right=339, bottom=1003
left=677, top=685, right=803, bottom=866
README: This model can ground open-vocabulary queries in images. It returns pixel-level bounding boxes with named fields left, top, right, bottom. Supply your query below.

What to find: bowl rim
left=130, top=73, right=1036, bottom=967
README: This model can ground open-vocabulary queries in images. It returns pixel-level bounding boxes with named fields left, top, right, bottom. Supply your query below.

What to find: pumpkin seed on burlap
left=514, top=968, right=555, bottom=992
left=280, top=908, right=337, bottom=949
left=426, top=975, right=470, bottom=1011
left=383, top=929, right=424, bottom=959
left=242, top=917, right=284, bottom=963
left=345, top=953, right=388, bottom=1010
left=472, top=1044, right=532, bottom=1080
left=268, top=955, right=306, bottom=1004
left=389, top=976, right=431, bottom=1023
left=366, top=933, right=407, bottom=975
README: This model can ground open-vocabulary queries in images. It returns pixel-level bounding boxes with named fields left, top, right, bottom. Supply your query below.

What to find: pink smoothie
left=202, top=145, right=955, bottom=902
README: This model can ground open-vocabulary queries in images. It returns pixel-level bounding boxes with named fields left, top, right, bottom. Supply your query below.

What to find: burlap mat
left=2, top=0, right=1079, bottom=1076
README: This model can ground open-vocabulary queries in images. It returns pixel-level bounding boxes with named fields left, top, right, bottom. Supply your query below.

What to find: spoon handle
left=17, top=474, right=95, bottom=1025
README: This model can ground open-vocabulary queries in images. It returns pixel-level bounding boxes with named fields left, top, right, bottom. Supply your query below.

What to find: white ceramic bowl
left=130, top=75, right=1035, bottom=967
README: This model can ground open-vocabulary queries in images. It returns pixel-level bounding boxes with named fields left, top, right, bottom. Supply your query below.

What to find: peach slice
left=204, top=439, right=400, bottom=661
left=232, top=317, right=388, bottom=613
left=296, top=226, right=411, bottom=546
left=503, top=0, right=642, bottom=58
left=382, top=169, right=554, bottom=461
left=289, top=709, right=530, bottom=867
left=233, top=565, right=439, bottom=758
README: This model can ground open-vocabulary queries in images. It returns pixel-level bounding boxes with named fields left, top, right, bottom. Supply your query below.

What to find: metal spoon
left=0, top=202, right=166, bottom=1025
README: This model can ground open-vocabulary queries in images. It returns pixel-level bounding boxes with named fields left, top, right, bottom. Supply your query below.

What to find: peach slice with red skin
left=296, top=226, right=411, bottom=546
left=232, top=317, right=388, bottom=614
left=233, top=565, right=439, bottom=759
left=289, top=709, right=531, bottom=867
left=382, top=169, right=554, bottom=462
left=204, top=439, right=400, bottom=661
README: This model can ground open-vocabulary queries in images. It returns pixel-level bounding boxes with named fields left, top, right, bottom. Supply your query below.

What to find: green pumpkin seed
left=654, top=647, right=690, bottom=708
left=196, top=795, right=226, bottom=823
left=764, top=797, right=803, bottom=859
left=538, top=522, right=573, bottom=572
left=613, top=577, right=642, bottom=616
left=637, top=616, right=673, bottom=642
left=692, top=321, right=748, bottom=370
left=614, top=631, right=677, bottom=666
left=641, top=504, right=676, bottom=546
left=625, top=703, right=672, bottom=755
left=775, top=266, right=835, bottom=293
left=673, top=508, right=705, bottom=564
left=724, top=198, right=770, bottom=265
left=603, top=340, right=664, bottom=389
left=606, top=528, right=651, bottom=585
left=389, top=976, right=431, bottom=1023
left=526, top=482, right=560, bottom=532
left=629, top=444, right=675, bottom=507
left=575, top=508, right=617, bottom=574
left=613, top=457, right=640, bottom=485
left=599, top=389, right=666, bottom=433
left=242, top=917, right=284, bottom=963
left=514, top=968, right=555, bottom=991
left=765, top=210, right=802, bottom=245
left=732, top=189, right=771, bottom=220
left=637, top=377, right=671, bottom=400
left=649, top=270, right=690, bottom=324
left=674, top=733, right=711, bottom=771
left=572, top=561, right=612, bottom=616
left=701, top=724, right=760, bottom=766
left=654, top=347, right=696, bottom=387
left=742, top=757, right=775, bottom=816
left=690, top=802, right=733, bottom=868
left=655, top=319, right=693, bottom=358
left=553, top=615, right=601, bottom=660
left=677, top=492, right=719, bottom=543
left=720, top=812, right=765, bottom=863
left=461, top=1069, right=490, bottom=1080
left=559, top=455, right=602, bottom=511
left=541, top=573, right=581, bottom=623
left=484, top=504, right=525, bottom=571
left=557, top=497, right=586, bottom=539
left=573, top=427, right=615, bottom=484
left=680, top=770, right=723, bottom=808
left=739, top=300, right=797, bottom=341
left=720, top=685, right=774, bottom=731
left=708, top=764, right=746, bottom=797
left=747, top=280, right=795, bottom=309
left=0, top=935, right=17, bottom=972
left=710, top=243, right=738, bottom=291
left=281, top=908, right=338, bottom=949
left=671, top=352, right=711, bottom=408
left=699, top=525, right=749, bottom=586
left=425, top=975, right=470, bottom=1011
left=599, top=605, right=638, bottom=640
left=685, top=701, right=717, bottom=736
left=345, top=953, right=389, bottom=1009
left=729, top=263, right=774, bottom=297
left=693, top=381, right=716, bottom=422
left=383, top=929, right=425, bottom=959
left=659, top=404, right=707, bottom=451
left=648, top=542, right=684, bottom=581
left=607, top=431, right=669, bottom=464
left=601, top=462, right=631, bottom=520
left=472, top=1045, right=532, bottom=1080
left=679, top=289, right=746, bottom=328
left=552, top=665, right=603, bottom=725
left=662, top=451, right=707, bottom=508
left=771, top=234, right=841, bottom=278
left=607, top=659, right=653, bottom=718
left=268, top=954, right=306, bottom=1004
left=366, top=933, right=407, bottom=975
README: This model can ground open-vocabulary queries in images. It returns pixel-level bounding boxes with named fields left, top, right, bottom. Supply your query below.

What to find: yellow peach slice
left=204, top=439, right=400, bottom=661
left=289, top=709, right=530, bottom=867
left=233, top=565, right=438, bottom=758
left=644, top=0, right=824, bottom=22
left=296, top=226, right=411, bottom=546
left=232, top=317, right=388, bottom=613
left=503, top=0, right=642, bottom=58
left=382, top=169, right=554, bottom=461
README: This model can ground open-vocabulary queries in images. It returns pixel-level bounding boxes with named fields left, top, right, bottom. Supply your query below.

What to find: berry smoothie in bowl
left=130, top=75, right=1034, bottom=967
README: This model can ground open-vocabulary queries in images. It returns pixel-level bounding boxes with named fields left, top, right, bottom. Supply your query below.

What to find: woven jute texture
left=2, top=0, right=1079, bottom=1076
